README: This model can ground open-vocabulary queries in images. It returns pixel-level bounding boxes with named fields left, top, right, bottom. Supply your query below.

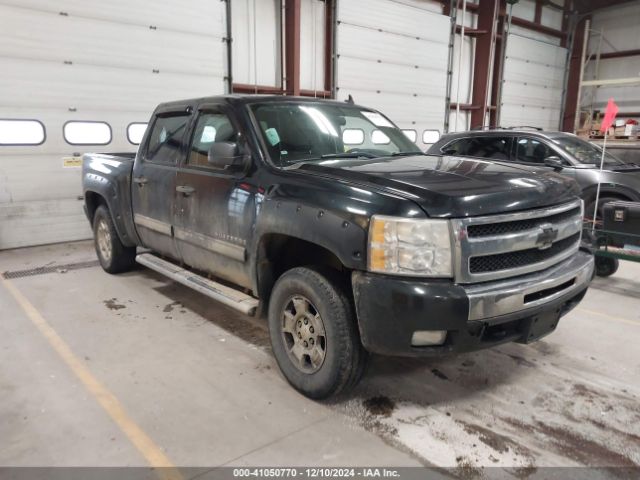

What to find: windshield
left=250, top=102, right=421, bottom=167
left=551, top=135, right=626, bottom=166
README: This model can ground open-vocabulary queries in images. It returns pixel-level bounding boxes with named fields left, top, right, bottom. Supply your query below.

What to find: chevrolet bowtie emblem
left=536, top=223, right=558, bottom=250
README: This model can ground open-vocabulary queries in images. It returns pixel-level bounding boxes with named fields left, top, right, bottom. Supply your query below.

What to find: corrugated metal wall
left=335, top=0, right=449, bottom=148
left=0, top=0, right=227, bottom=249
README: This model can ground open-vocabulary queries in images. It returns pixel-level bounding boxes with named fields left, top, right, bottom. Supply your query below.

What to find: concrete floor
left=1, top=241, right=639, bottom=470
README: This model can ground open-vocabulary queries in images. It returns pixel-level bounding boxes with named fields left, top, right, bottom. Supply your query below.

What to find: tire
left=595, top=256, right=619, bottom=277
left=268, top=266, right=367, bottom=399
left=93, top=205, right=136, bottom=274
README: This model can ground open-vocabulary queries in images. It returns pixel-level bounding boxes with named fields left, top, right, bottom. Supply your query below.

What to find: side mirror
left=442, top=148, right=457, bottom=155
left=544, top=156, right=564, bottom=171
left=208, top=141, right=244, bottom=171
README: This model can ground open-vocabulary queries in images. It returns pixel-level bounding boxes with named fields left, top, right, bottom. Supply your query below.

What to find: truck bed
left=82, top=152, right=138, bottom=247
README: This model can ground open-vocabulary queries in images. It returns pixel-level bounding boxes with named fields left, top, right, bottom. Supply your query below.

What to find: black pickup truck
left=83, top=95, right=594, bottom=399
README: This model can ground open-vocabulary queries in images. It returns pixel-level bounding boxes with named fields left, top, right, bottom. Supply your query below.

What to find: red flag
left=600, top=98, right=619, bottom=133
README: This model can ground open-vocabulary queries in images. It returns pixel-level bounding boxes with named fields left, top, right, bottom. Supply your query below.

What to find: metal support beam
left=561, top=17, right=588, bottom=132
left=284, top=0, right=301, bottom=96
left=510, top=16, right=565, bottom=39
left=582, top=77, right=640, bottom=87
left=470, top=0, right=499, bottom=129
left=534, top=0, right=543, bottom=24
left=598, top=49, right=640, bottom=60
left=224, top=0, right=233, bottom=93
left=324, top=0, right=334, bottom=93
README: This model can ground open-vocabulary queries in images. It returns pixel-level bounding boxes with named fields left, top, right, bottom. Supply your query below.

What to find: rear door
left=131, top=106, right=192, bottom=259
left=173, top=104, right=255, bottom=289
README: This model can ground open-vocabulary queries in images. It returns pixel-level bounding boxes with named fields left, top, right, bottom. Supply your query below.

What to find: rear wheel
left=268, top=267, right=367, bottom=399
left=93, top=205, right=136, bottom=274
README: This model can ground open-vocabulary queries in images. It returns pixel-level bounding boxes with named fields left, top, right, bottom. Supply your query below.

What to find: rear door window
left=445, top=137, right=513, bottom=160
left=145, top=114, right=190, bottom=164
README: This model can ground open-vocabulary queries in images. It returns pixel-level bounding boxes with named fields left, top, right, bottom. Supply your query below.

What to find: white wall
left=582, top=3, right=640, bottom=122
left=500, top=34, right=567, bottom=130
left=231, top=0, right=282, bottom=88
left=0, top=0, right=227, bottom=249
left=335, top=0, right=449, bottom=148
left=300, top=0, right=326, bottom=92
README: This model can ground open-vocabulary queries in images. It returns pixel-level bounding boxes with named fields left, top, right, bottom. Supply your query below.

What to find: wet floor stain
left=162, top=301, right=181, bottom=313
left=103, top=298, right=126, bottom=311
left=363, top=395, right=396, bottom=417
left=431, top=368, right=449, bottom=380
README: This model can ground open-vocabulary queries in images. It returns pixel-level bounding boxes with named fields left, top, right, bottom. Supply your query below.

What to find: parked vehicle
left=590, top=140, right=640, bottom=166
left=83, top=97, right=594, bottom=399
left=428, top=129, right=640, bottom=222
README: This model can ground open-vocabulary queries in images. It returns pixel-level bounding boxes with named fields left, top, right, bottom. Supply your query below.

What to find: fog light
left=411, top=330, right=447, bottom=347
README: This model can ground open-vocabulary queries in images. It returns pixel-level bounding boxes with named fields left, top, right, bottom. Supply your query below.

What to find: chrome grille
left=467, top=207, right=581, bottom=238
left=469, top=233, right=581, bottom=273
left=451, top=200, right=584, bottom=283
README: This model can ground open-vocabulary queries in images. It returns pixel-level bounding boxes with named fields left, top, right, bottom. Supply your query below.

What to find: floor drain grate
left=2, top=260, right=100, bottom=279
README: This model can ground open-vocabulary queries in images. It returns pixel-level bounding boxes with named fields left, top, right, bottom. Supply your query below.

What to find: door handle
left=133, top=176, right=148, bottom=185
left=176, top=185, right=195, bottom=196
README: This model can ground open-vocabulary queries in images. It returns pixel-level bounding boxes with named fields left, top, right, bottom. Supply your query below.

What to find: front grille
left=469, top=233, right=581, bottom=273
left=451, top=199, right=583, bottom=283
left=467, top=207, right=581, bottom=238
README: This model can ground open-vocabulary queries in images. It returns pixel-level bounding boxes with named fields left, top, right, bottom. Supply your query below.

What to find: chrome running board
left=136, top=253, right=258, bottom=316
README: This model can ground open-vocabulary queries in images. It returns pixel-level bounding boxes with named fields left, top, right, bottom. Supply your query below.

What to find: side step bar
left=136, top=253, right=259, bottom=316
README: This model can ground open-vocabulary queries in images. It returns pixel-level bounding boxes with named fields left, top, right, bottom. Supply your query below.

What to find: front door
left=131, top=107, right=191, bottom=259
left=174, top=106, right=256, bottom=289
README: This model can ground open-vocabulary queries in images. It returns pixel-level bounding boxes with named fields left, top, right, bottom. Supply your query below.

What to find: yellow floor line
left=576, top=306, right=640, bottom=327
left=1, top=276, right=182, bottom=480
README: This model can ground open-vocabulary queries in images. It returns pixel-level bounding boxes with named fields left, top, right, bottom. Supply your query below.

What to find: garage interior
left=1, top=0, right=640, bottom=475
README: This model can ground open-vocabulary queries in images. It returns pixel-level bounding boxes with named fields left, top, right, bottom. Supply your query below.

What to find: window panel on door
left=446, top=137, right=512, bottom=160
left=188, top=113, right=238, bottom=168
left=146, top=114, right=190, bottom=164
left=516, top=138, right=552, bottom=164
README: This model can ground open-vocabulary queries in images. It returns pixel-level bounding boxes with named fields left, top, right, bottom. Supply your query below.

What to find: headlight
left=368, top=215, right=453, bottom=277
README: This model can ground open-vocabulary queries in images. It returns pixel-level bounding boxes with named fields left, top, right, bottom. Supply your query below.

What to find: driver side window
left=188, top=112, right=238, bottom=168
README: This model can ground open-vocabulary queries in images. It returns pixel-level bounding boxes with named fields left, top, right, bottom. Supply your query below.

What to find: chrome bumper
left=465, top=250, right=594, bottom=321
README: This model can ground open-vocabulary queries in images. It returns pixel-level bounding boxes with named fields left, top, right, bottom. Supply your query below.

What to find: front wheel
left=93, top=205, right=136, bottom=274
left=595, top=256, right=619, bottom=277
left=268, top=267, right=367, bottom=399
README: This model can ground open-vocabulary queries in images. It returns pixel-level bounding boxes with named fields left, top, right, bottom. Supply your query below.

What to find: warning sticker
left=62, top=156, right=82, bottom=168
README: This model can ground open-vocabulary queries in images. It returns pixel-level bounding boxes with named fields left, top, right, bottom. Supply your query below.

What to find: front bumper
left=351, top=249, right=594, bottom=357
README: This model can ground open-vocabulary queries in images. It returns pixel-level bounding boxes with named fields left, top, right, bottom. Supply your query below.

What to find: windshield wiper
left=320, top=152, right=379, bottom=159
left=390, top=151, right=424, bottom=157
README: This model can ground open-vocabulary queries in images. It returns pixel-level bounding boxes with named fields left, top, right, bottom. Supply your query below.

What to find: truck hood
left=297, top=155, right=580, bottom=217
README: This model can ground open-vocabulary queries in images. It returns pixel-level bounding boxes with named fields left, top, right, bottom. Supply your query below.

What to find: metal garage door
left=335, top=0, right=450, bottom=149
left=500, top=34, right=567, bottom=130
left=0, top=0, right=228, bottom=249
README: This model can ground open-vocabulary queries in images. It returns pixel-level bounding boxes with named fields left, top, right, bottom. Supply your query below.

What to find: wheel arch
left=254, top=233, right=352, bottom=308
left=84, top=189, right=139, bottom=248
